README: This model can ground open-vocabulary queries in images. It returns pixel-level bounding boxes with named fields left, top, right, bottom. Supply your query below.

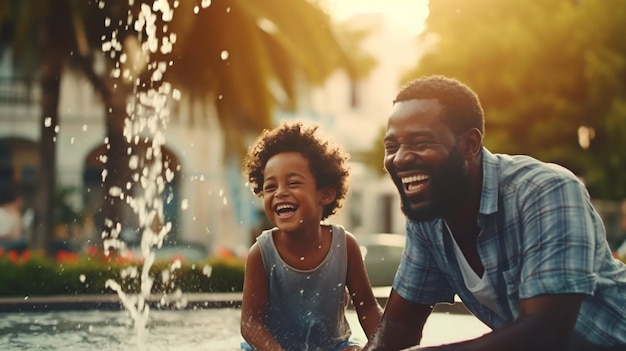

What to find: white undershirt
left=444, top=221, right=502, bottom=318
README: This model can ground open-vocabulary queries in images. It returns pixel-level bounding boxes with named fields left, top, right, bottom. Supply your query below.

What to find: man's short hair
left=394, top=75, right=485, bottom=136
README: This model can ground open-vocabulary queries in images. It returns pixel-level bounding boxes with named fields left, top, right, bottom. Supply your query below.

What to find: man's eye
left=413, top=141, right=432, bottom=150
left=385, top=144, right=399, bottom=153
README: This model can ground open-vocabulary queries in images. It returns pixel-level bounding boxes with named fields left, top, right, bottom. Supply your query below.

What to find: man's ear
left=320, top=188, right=336, bottom=205
left=459, top=128, right=483, bottom=158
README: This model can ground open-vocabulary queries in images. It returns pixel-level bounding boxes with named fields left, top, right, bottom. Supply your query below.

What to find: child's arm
left=345, top=232, right=384, bottom=340
left=240, top=244, right=286, bottom=351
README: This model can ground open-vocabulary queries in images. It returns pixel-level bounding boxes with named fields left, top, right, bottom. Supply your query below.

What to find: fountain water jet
left=98, top=1, right=187, bottom=349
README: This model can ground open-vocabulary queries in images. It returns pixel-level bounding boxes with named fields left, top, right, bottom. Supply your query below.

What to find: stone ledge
left=0, top=293, right=242, bottom=312
left=0, top=287, right=470, bottom=315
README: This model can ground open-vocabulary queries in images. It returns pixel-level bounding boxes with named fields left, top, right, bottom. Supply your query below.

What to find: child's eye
left=263, top=184, right=277, bottom=192
left=288, top=181, right=302, bottom=187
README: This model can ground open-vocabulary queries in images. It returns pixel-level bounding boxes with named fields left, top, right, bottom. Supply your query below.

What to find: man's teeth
left=402, top=175, right=429, bottom=191
left=401, top=175, right=429, bottom=184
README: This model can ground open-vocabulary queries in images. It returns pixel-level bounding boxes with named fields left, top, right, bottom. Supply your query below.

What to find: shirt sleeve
left=393, top=222, right=455, bottom=305
left=517, top=177, right=599, bottom=299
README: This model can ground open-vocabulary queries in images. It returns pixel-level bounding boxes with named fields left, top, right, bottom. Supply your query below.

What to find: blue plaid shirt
left=393, top=148, right=626, bottom=346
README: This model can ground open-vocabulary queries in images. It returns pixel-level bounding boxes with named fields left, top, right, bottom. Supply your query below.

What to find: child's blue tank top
left=256, top=224, right=352, bottom=351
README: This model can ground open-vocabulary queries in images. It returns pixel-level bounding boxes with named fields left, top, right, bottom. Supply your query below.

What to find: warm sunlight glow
left=326, top=0, right=430, bottom=35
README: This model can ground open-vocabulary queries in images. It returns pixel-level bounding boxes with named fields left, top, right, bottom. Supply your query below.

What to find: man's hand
left=364, top=290, right=433, bottom=351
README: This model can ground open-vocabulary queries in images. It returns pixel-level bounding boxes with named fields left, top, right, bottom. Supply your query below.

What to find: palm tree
left=0, top=0, right=81, bottom=254
left=2, top=0, right=363, bottom=252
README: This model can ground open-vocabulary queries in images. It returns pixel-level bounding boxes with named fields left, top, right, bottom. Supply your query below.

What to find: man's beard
left=399, top=146, right=469, bottom=222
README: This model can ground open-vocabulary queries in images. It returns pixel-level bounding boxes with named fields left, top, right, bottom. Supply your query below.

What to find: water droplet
left=109, top=186, right=123, bottom=197
left=300, top=257, right=304, bottom=261
left=203, top=265, right=213, bottom=277
left=256, top=18, right=277, bottom=34
left=172, top=89, right=181, bottom=101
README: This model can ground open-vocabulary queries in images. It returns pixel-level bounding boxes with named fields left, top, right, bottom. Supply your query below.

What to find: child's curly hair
left=242, top=121, right=350, bottom=220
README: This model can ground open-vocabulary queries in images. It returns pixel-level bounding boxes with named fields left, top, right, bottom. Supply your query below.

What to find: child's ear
left=320, top=188, right=336, bottom=205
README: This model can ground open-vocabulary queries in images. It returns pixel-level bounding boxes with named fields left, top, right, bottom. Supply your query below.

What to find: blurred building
left=0, top=47, right=256, bottom=256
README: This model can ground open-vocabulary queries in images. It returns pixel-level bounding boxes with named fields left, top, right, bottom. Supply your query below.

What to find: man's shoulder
left=481, top=149, right=587, bottom=213
left=487, top=150, right=580, bottom=186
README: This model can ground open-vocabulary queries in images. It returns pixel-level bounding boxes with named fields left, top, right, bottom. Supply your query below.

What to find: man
left=365, top=75, right=626, bottom=350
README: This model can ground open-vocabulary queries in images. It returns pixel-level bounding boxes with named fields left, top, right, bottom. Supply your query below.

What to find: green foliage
left=0, top=251, right=245, bottom=297
left=404, top=0, right=626, bottom=199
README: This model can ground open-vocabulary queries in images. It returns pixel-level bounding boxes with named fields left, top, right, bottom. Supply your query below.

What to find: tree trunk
left=33, top=7, right=64, bottom=256
left=100, top=80, right=135, bottom=252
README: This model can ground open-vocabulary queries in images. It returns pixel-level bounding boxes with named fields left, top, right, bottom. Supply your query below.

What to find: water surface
left=0, top=308, right=490, bottom=350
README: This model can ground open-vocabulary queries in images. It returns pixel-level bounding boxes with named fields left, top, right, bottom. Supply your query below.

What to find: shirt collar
left=480, top=148, right=499, bottom=216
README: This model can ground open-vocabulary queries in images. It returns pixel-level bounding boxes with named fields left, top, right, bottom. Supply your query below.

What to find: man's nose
left=393, top=145, right=417, bottom=167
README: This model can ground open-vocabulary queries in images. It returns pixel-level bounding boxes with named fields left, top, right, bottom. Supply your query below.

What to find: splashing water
left=99, top=1, right=182, bottom=349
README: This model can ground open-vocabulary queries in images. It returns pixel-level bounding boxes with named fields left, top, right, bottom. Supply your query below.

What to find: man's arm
left=364, top=289, right=433, bottom=351
left=405, top=293, right=584, bottom=351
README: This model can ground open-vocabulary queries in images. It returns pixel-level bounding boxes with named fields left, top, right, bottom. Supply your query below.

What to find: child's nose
left=274, top=186, right=288, bottom=198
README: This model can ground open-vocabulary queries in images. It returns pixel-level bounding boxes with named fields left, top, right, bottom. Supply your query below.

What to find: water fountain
left=98, top=1, right=192, bottom=348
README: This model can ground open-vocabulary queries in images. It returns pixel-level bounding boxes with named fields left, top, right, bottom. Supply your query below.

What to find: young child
left=240, top=121, right=383, bottom=351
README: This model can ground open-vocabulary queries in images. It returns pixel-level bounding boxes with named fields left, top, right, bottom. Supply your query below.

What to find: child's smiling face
left=261, top=152, right=331, bottom=233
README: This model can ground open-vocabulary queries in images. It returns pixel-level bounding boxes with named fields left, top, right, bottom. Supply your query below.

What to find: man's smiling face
left=384, top=99, right=469, bottom=222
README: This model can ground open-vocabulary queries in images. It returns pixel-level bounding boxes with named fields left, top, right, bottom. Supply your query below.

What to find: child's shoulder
left=247, top=228, right=277, bottom=254
left=328, top=223, right=349, bottom=233
left=328, top=223, right=356, bottom=237
left=255, top=227, right=277, bottom=240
